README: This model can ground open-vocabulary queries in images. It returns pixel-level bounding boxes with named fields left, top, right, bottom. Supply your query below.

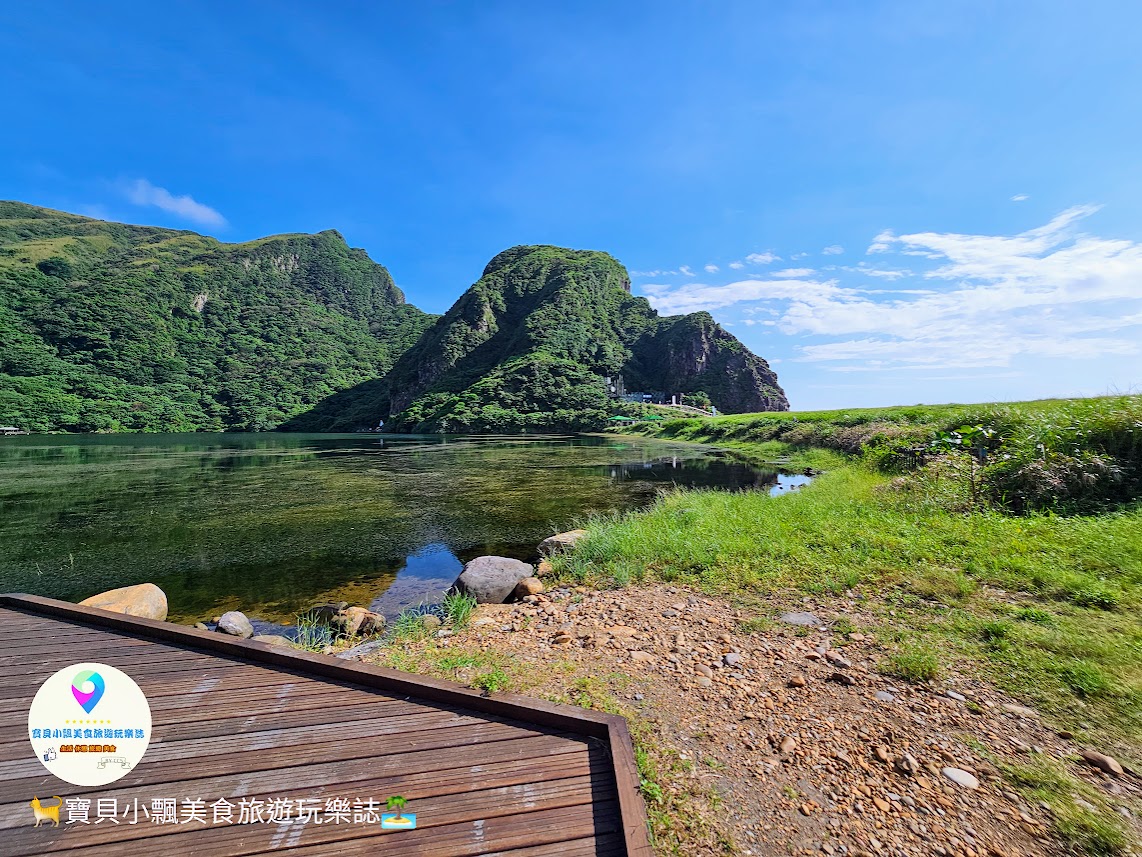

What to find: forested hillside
left=286, top=245, right=788, bottom=432
left=0, top=202, right=434, bottom=431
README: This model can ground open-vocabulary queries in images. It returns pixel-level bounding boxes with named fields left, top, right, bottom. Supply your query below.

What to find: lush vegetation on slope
left=0, top=202, right=435, bottom=432
left=288, top=244, right=787, bottom=432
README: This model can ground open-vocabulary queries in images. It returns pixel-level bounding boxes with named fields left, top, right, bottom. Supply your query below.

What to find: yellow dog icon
left=30, top=796, right=62, bottom=827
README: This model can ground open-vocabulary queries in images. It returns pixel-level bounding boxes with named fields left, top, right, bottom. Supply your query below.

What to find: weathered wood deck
left=0, top=594, right=651, bottom=855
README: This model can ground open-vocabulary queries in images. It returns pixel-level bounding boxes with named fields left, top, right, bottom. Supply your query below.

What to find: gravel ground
left=362, top=583, right=1141, bottom=856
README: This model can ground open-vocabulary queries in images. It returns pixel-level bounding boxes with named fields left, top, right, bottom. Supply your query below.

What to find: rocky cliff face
left=626, top=313, right=788, bottom=413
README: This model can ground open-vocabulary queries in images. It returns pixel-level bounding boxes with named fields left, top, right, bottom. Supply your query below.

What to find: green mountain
left=286, top=245, right=787, bottom=432
left=0, top=202, right=435, bottom=431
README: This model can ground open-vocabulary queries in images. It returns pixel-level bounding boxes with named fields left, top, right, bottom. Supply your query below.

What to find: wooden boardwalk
left=0, top=594, right=651, bottom=855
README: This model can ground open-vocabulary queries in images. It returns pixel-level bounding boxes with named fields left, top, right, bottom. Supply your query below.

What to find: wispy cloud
left=822, top=244, right=844, bottom=255
left=122, top=178, right=227, bottom=228
left=1011, top=193, right=1029, bottom=202
left=746, top=251, right=780, bottom=265
left=631, top=269, right=679, bottom=277
left=704, top=264, right=719, bottom=273
left=641, top=205, right=1142, bottom=371
left=679, top=265, right=696, bottom=276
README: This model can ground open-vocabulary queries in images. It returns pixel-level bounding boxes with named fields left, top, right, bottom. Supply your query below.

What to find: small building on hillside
left=0, top=426, right=28, bottom=436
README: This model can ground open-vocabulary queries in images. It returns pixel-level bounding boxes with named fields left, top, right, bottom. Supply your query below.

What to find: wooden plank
left=0, top=666, right=368, bottom=713
left=0, top=714, right=537, bottom=796
left=17, top=781, right=616, bottom=857
left=0, top=731, right=595, bottom=819
left=0, top=749, right=609, bottom=853
left=0, top=598, right=618, bottom=736
left=0, top=705, right=493, bottom=765
left=605, top=717, right=653, bottom=856
left=488, top=833, right=627, bottom=857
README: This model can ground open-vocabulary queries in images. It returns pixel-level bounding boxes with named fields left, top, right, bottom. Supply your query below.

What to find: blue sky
left=3, top=1, right=1141, bottom=409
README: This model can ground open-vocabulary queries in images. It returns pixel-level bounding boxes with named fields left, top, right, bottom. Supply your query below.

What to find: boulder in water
left=217, top=611, right=254, bottom=638
left=79, top=583, right=168, bottom=621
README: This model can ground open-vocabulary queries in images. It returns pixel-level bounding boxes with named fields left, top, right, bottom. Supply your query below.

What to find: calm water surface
left=0, top=433, right=801, bottom=627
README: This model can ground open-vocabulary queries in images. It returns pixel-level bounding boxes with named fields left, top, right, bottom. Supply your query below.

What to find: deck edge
left=1, top=592, right=652, bottom=855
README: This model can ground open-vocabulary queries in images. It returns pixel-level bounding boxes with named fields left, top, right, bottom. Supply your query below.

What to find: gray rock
left=946, top=690, right=966, bottom=702
left=420, top=614, right=442, bottom=630
left=79, top=582, right=168, bottom=621
left=825, top=650, right=852, bottom=668
left=337, top=639, right=387, bottom=660
left=941, top=767, right=979, bottom=789
left=780, top=611, right=821, bottom=627
left=661, top=609, right=680, bottom=618
left=453, top=556, right=535, bottom=603
left=217, top=611, right=254, bottom=638
left=538, top=529, right=588, bottom=555
left=193, top=622, right=209, bottom=631
left=875, top=691, right=896, bottom=703
left=723, top=652, right=743, bottom=667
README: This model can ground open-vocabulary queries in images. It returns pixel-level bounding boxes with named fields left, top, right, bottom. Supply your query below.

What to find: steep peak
left=480, top=244, right=629, bottom=289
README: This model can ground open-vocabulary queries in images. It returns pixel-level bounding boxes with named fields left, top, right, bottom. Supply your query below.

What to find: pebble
left=1001, top=703, right=1038, bottom=718
left=629, top=650, right=655, bottom=663
left=788, top=675, right=808, bottom=688
left=946, top=690, right=966, bottom=702
left=780, top=611, right=821, bottom=627
left=723, top=652, right=743, bottom=667
left=942, top=767, right=980, bottom=789
left=827, top=671, right=856, bottom=686
left=695, top=663, right=714, bottom=678
left=875, top=690, right=895, bottom=703
left=780, top=735, right=798, bottom=753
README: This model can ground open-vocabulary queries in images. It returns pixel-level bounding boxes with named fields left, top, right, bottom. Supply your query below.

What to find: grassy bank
left=552, top=396, right=1141, bottom=851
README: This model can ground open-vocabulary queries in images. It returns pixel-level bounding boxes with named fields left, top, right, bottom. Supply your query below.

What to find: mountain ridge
left=0, top=203, right=787, bottom=433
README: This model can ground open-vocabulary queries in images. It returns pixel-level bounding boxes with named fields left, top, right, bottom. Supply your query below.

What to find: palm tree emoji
left=386, top=795, right=408, bottom=822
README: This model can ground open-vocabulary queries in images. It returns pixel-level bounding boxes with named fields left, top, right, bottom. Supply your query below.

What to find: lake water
left=0, top=433, right=804, bottom=628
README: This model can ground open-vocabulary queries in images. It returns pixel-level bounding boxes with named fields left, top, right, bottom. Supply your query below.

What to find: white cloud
left=822, top=244, right=844, bottom=255
left=773, top=267, right=815, bottom=278
left=704, top=264, right=719, bottom=273
left=746, top=251, right=780, bottom=265
left=867, top=230, right=895, bottom=254
left=1011, top=194, right=1029, bottom=202
left=728, top=261, right=745, bottom=270
left=123, top=179, right=227, bottom=227
left=641, top=205, right=1142, bottom=371
left=679, top=265, right=696, bottom=276
left=631, top=269, right=678, bottom=277
left=791, top=252, right=809, bottom=260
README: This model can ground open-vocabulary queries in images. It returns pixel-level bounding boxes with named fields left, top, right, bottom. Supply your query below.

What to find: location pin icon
left=71, top=670, right=106, bottom=714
